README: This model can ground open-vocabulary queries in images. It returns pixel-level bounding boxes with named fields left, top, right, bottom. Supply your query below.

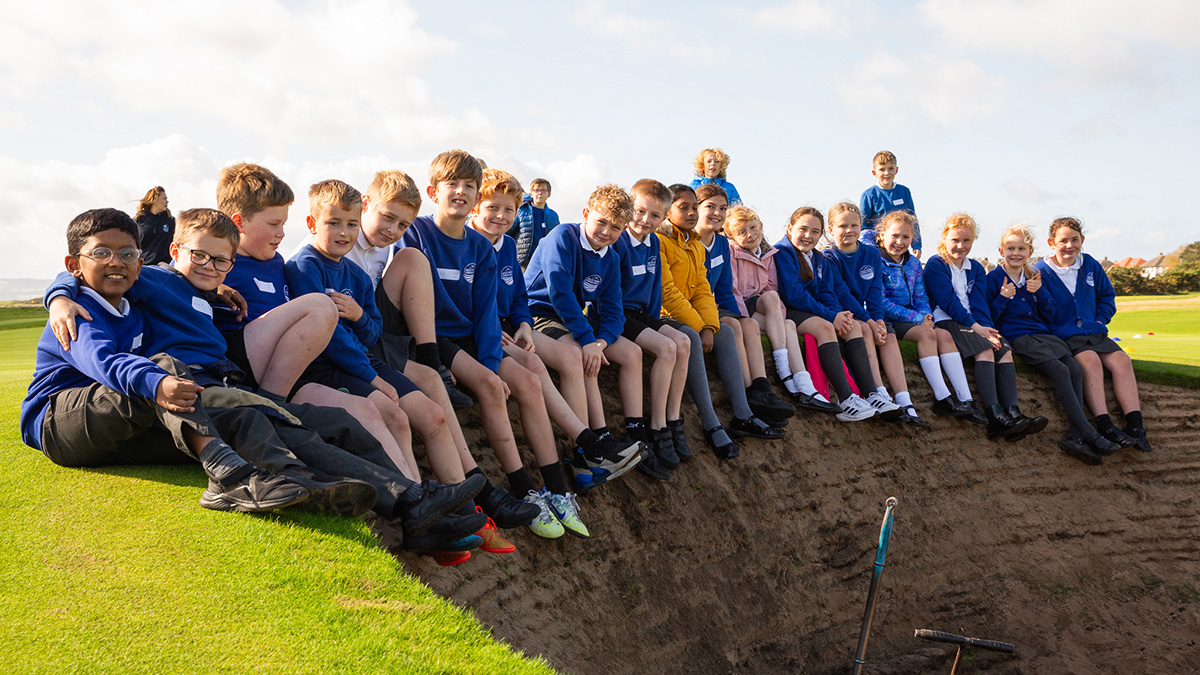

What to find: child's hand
left=1026, top=272, right=1041, bottom=293
left=216, top=284, right=248, bottom=321
left=1000, top=277, right=1016, bottom=298
left=913, top=249, right=922, bottom=259
left=871, top=319, right=888, bottom=346
left=370, top=376, right=400, bottom=405
left=48, top=296, right=91, bottom=351
left=922, top=314, right=935, bottom=328
left=834, top=311, right=855, bottom=337
left=582, top=341, right=609, bottom=377
left=500, top=331, right=515, bottom=347
left=514, top=323, right=535, bottom=352
left=327, top=291, right=364, bottom=322
left=156, top=376, right=203, bottom=413
left=972, top=323, right=1002, bottom=350
left=700, top=328, right=715, bottom=353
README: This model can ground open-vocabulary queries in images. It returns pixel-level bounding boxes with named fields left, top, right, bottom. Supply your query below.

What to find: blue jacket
left=924, top=255, right=992, bottom=328
left=612, top=230, right=664, bottom=315
left=773, top=236, right=843, bottom=323
left=286, top=245, right=382, bottom=383
left=688, top=176, right=742, bottom=205
left=703, top=234, right=742, bottom=316
left=524, top=222, right=625, bottom=347
left=985, top=267, right=1058, bottom=340
left=1033, top=254, right=1116, bottom=340
left=859, top=183, right=922, bottom=252
left=398, top=217, right=503, bottom=372
left=492, top=234, right=534, bottom=330
left=507, top=195, right=560, bottom=268
left=879, top=251, right=932, bottom=324
left=214, top=253, right=290, bottom=333
left=822, top=245, right=885, bottom=321
left=22, top=290, right=166, bottom=451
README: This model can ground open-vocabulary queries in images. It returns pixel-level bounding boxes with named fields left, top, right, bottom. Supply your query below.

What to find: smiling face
left=873, top=161, right=898, bottom=190
left=361, top=196, right=418, bottom=248
left=581, top=206, right=625, bottom=250
left=1000, top=233, right=1032, bottom=272
left=471, top=193, right=519, bottom=243
left=171, top=231, right=236, bottom=291
left=880, top=221, right=913, bottom=259
left=943, top=227, right=976, bottom=265
left=668, top=192, right=699, bottom=232
left=234, top=204, right=289, bottom=260
left=307, top=202, right=362, bottom=260
left=828, top=211, right=863, bottom=252
left=695, top=195, right=728, bottom=238
left=68, top=229, right=142, bottom=308
left=428, top=178, right=479, bottom=224
left=1048, top=226, right=1084, bottom=266
left=788, top=214, right=824, bottom=253
left=727, top=217, right=763, bottom=251
left=628, top=193, right=668, bottom=240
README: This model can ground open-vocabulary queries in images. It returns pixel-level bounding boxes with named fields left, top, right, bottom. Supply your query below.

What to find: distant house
left=1141, top=253, right=1168, bottom=279
left=1114, top=256, right=1146, bottom=270
left=1099, top=257, right=1114, bottom=271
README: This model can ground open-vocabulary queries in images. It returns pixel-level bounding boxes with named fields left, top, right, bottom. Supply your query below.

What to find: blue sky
left=1, top=0, right=1197, bottom=280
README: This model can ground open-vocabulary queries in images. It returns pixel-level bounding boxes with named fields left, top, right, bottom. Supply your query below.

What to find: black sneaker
left=394, top=475, right=486, bottom=535
left=477, top=486, right=541, bottom=529
left=667, top=419, right=692, bottom=462
left=792, top=391, right=840, bottom=414
left=650, top=427, right=680, bottom=470
left=1127, top=427, right=1152, bottom=452
left=1101, top=425, right=1137, bottom=448
left=746, top=384, right=796, bottom=420
left=1059, top=437, right=1103, bottom=466
left=440, top=365, right=474, bottom=410
left=636, top=449, right=672, bottom=481
left=706, top=426, right=740, bottom=460
left=277, top=467, right=378, bottom=517
left=728, top=416, right=784, bottom=440
left=199, top=465, right=310, bottom=513
left=596, top=434, right=642, bottom=461
left=401, top=512, right=488, bottom=554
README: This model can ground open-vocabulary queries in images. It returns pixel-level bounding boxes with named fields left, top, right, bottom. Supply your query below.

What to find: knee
left=516, top=367, right=543, bottom=397
left=741, top=318, right=760, bottom=335
left=394, top=247, right=430, bottom=273
left=815, top=323, right=836, bottom=343
left=480, top=372, right=509, bottom=403
left=674, top=335, right=690, bottom=359
left=417, top=398, right=447, bottom=431
left=381, top=403, right=410, bottom=431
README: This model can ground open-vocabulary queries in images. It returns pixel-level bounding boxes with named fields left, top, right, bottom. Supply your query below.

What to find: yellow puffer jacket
left=656, top=222, right=721, bottom=333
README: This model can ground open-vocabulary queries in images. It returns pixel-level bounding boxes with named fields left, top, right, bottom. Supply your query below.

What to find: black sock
left=996, top=362, right=1019, bottom=409
left=198, top=439, right=246, bottom=479
left=974, top=360, right=998, bottom=409
left=414, top=342, right=443, bottom=371
left=591, top=426, right=610, bottom=438
left=1094, top=413, right=1115, bottom=433
left=843, top=337, right=878, bottom=392
left=575, top=428, right=599, bottom=453
left=506, top=467, right=537, bottom=497
left=1125, top=410, right=1143, bottom=430
left=817, top=342, right=853, bottom=401
left=539, top=462, right=569, bottom=495
left=467, top=467, right=496, bottom=505
left=749, top=377, right=771, bottom=393
left=624, top=416, right=644, bottom=429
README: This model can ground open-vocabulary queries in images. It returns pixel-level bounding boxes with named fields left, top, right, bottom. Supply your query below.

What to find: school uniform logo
left=859, top=265, right=874, bottom=281
left=464, top=263, right=476, bottom=283
left=500, top=265, right=514, bottom=286
left=1085, top=272, right=1095, bottom=287
left=583, top=274, right=603, bottom=293
left=647, top=255, right=657, bottom=274
left=966, top=281, right=975, bottom=294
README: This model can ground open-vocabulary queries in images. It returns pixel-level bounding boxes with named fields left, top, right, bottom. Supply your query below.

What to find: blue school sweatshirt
left=285, top=245, right=382, bottom=384
left=612, top=230, right=664, bottom=315
left=772, top=236, right=843, bottom=323
left=859, top=184, right=922, bottom=252
left=924, top=255, right=992, bottom=328
left=822, top=245, right=885, bottom=322
left=1033, top=254, right=1116, bottom=340
left=22, top=290, right=165, bottom=451
left=985, top=267, right=1058, bottom=340
left=703, top=234, right=742, bottom=316
left=491, top=234, right=534, bottom=330
left=397, top=217, right=503, bottom=372
left=524, top=222, right=625, bottom=347
left=214, top=253, right=291, bottom=333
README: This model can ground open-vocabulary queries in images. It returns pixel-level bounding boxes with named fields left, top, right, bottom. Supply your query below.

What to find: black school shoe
left=1059, top=437, right=1103, bottom=466
left=440, top=365, right=474, bottom=410
left=199, top=464, right=310, bottom=513
left=958, top=399, right=988, bottom=424
left=668, top=419, right=692, bottom=462
left=394, top=475, right=485, bottom=535
left=1003, top=406, right=1047, bottom=442
left=705, top=426, right=740, bottom=461
left=277, top=467, right=378, bottom=518
left=757, top=415, right=791, bottom=429
left=901, top=406, right=930, bottom=428
left=1127, top=426, right=1152, bottom=452
left=728, top=416, right=784, bottom=440
left=401, top=512, right=488, bottom=554
left=792, top=391, right=841, bottom=414
left=636, top=449, right=673, bottom=481
left=650, top=427, right=680, bottom=470
left=1100, top=425, right=1137, bottom=449
left=1090, top=434, right=1122, bottom=457
left=477, top=486, right=541, bottom=529
left=985, top=405, right=1031, bottom=441
left=932, top=395, right=972, bottom=418
left=746, top=379, right=796, bottom=420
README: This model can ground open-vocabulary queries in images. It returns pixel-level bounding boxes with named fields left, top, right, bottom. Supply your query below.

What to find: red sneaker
left=476, top=506, right=516, bottom=554
left=430, top=550, right=471, bottom=567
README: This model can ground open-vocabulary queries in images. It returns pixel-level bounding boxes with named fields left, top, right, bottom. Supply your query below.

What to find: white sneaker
left=866, top=391, right=904, bottom=420
left=836, top=394, right=877, bottom=422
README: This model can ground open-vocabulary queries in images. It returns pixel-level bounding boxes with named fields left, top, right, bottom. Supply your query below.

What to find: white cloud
left=742, top=0, right=841, bottom=34
left=570, top=0, right=726, bottom=66
left=1004, top=178, right=1068, bottom=203
left=833, top=52, right=1009, bottom=127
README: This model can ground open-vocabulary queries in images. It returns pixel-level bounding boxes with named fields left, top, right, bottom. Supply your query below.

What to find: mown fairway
left=1110, top=293, right=1200, bottom=367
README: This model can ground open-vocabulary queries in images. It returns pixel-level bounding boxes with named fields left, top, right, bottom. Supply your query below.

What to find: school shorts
left=718, top=308, right=744, bottom=320
left=1065, top=333, right=1123, bottom=356
left=744, top=295, right=760, bottom=317
left=222, top=326, right=260, bottom=391
left=786, top=308, right=821, bottom=326
left=533, top=312, right=603, bottom=343
left=301, top=354, right=419, bottom=400
left=892, top=321, right=919, bottom=340
left=622, top=308, right=666, bottom=340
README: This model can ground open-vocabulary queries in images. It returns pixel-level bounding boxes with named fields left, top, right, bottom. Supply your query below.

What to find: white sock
left=792, top=370, right=819, bottom=397
left=875, top=386, right=891, bottom=401
left=773, top=349, right=791, bottom=381
left=919, top=356, right=952, bottom=400
left=894, top=390, right=912, bottom=407
left=941, top=352, right=972, bottom=401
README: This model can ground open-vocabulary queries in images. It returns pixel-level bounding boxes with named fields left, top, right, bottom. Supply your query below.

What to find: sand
left=380, top=364, right=1200, bottom=674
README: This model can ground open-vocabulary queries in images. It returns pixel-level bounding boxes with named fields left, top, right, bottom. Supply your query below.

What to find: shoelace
left=554, top=492, right=582, bottom=519
left=475, top=505, right=500, bottom=532
left=527, top=491, right=556, bottom=524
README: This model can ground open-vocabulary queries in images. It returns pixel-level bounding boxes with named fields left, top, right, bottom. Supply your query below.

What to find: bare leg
left=506, top=344, right=586, bottom=439
left=291, top=382, right=419, bottom=480
left=242, top=293, right=337, bottom=396
left=1100, top=350, right=1142, bottom=414
left=395, top=390, right=466, bottom=483
left=1075, top=349, right=1107, bottom=416
left=498, top=357, right=560, bottom=467
left=879, top=333, right=909, bottom=394
left=859, top=320, right=885, bottom=391
left=604, top=336, right=644, bottom=418
left=783, top=319, right=807, bottom=374
left=450, top=352, right=524, bottom=473
left=753, top=291, right=788, bottom=350
left=381, top=248, right=438, bottom=344
left=935, top=327, right=958, bottom=355
left=633, top=328, right=677, bottom=429
left=738, top=316, right=768, bottom=380
left=531, top=331, right=587, bottom=422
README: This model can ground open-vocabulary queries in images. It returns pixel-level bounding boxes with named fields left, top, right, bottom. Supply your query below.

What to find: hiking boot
left=706, top=425, right=740, bottom=461
left=429, top=550, right=472, bottom=567
left=474, top=506, right=516, bottom=554
left=792, top=391, right=841, bottom=414
left=836, top=394, right=877, bottom=422
left=199, top=465, right=310, bottom=513
left=986, top=405, right=1030, bottom=441
left=478, top=486, right=541, bottom=529
left=546, top=490, right=590, bottom=538
left=1005, top=406, right=1047, bottom=442
left=650, top=427, right=679, bottom=470
left=440, top=365, right=474, bottom=409
left=668, top=419, right=692, bottom=462
left=866, top=392, right=904, bottom=421
left=1059, top=437, right=1103, bottom=466
left=1127, top=426, right=1152, bottom=452
left=402, top=512, right=488, bottom=554
left=523, top=490, right=565, bottom=539
left=636, top=449, right=673, bottom=481
left=1101, top=425, right=1137, bottom=448
left=729, top=416, right=784, bottom=440
left=276, top=467, right=378, bottom=518
left=746, top=378, right=795, bottom=419
left=393, top=475, right=486, bottom=535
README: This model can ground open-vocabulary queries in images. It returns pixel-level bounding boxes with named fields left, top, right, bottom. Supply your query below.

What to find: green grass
left=0, top=307, right=552, bottom=675
left=1109, top=294, right=1200, bottom=367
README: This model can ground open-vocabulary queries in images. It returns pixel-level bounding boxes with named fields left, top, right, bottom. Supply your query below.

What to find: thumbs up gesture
left=1026, top=271, right=1042, bottom=293
left=1000, top=276, right=1016, bottom=298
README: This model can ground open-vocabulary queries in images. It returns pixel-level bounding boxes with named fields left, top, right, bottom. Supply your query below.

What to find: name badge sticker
left=437, top=268, right=462, bottom=281
left=131, top=333, right=143, bottom=350
left=191, top=295, right=213, bottom=317
left=710, top=255, right=724, bottom=268
left=632, top=265, right=646, bottom=276
left=892, top=198, right=905, bottom=206
left=253, top=278, right=275, bottom=294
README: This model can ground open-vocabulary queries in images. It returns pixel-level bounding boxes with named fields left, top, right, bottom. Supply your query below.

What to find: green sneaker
left=546, top=490, right=590, bottom=538
left=523, top=490, right=564, bottom=539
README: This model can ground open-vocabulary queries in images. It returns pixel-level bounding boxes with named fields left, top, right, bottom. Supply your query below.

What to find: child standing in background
left=688, top=147, right=742, bottom=205
left=859, top=150, right=921, bottom=256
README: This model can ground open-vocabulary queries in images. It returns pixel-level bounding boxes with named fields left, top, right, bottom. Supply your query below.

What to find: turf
left=0, top=307, right=552, bottom=675
left=1109, top=294, right=1200, bottom=367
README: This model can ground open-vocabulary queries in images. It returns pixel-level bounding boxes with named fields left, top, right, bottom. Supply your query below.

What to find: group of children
left=21, top=147, right=1151, bottom=569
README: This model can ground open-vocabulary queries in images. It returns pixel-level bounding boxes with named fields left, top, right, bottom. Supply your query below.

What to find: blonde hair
left=216, top=162, right=294, bottom=218
left=692, top=148, right=731, bottom=178
left=1000, top=225, right=1037, bottom=279
left=367, top=170, right=421, bottom=211
left=630, top=178, right=672, bottom=211
left=937, top=213, right=979, bottom=260
left=725, top=205, right=765, bottom=253
left=308, top=179, right=363, bottom=218
left=478, top=168, right=524, bottom=207
left=1048, top=216, right=1083, bottom=239
left=826, top=202, right=862, bottom=235
left=428, top=149, right=483, bottom=187
left=872, top=150, right=897, bottom=167
left=587, top=184, right=633, bottom=226
left=174, top=208, right=239, bottom=250
left=875, top=210, right=917, bottom=248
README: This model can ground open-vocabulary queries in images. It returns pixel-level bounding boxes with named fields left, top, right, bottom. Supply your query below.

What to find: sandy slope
left=385, top=365, right=1200, bottom=674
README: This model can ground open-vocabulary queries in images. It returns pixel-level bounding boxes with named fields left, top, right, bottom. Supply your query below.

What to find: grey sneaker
left=199, top=465, right=309, bottom=513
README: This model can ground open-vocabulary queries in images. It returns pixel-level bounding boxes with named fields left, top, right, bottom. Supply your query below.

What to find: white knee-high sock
left=772, top=348, right=792, bottom=382
left=940, top=353, right=972, bottom=401
left=919, top=356, right=952, bottom=400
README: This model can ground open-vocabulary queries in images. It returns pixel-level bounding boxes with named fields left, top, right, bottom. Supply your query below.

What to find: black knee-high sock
left=539, top=462, right=569, bottom=495
left=974, top=359, right=998, bottom=409
left=842, top=337, right=878, bottom=392
left=817, top=342, right=853, bottom=401
left=996, top=361, right=1019, bottom=409
left=1037, top=357, right=1096, bottom=440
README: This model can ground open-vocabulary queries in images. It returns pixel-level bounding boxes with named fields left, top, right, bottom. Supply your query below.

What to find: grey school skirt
left=1010, top=333, right=1072, bottom=366
left=935, top=320, right=1012, bottom=359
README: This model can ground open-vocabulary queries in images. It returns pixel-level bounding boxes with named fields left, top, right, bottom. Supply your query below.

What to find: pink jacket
left=729, top=242, right=784, bottom=317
